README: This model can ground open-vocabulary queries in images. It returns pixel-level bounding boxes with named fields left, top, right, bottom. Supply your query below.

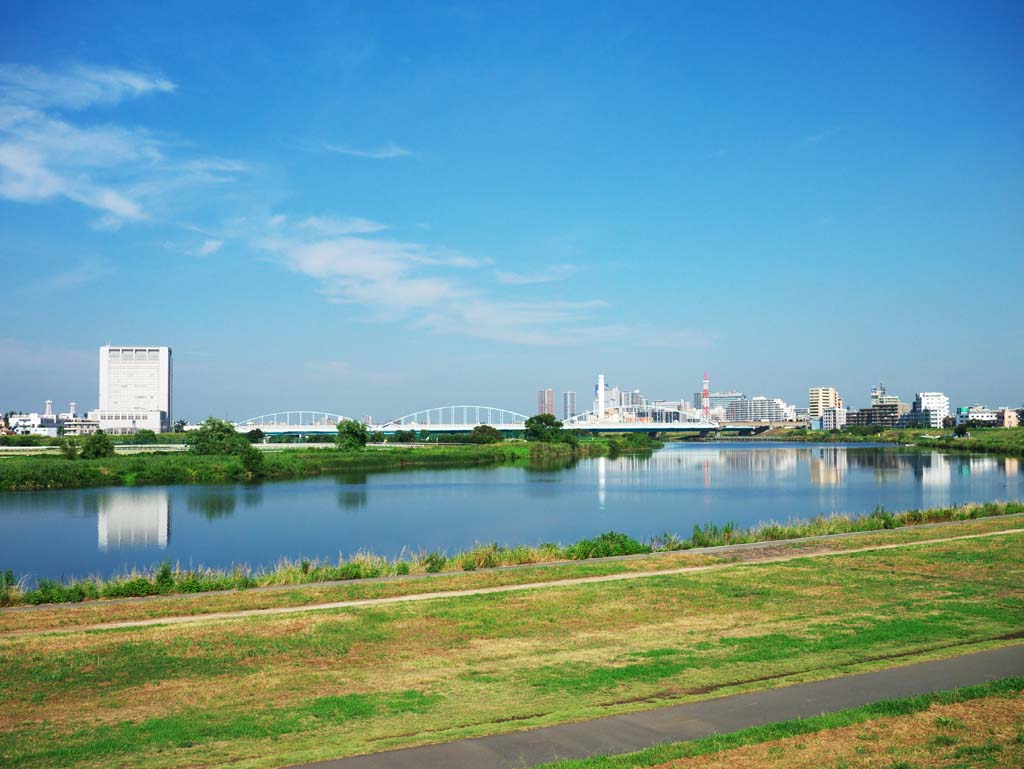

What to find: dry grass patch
left=648, top=692, right=1024, bottom=769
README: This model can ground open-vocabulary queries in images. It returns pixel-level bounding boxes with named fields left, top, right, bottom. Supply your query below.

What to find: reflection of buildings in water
left=917, top=452, right=952, bottom=509
left=967, top=456, right=998, bottom=475
left=597, top=456, right=606, bottom=509
left=844, top=449, right=906, bottom=481
left=1005, top=457, right=1020, bottom=476
left=97, top=489, right=170, bottom=551
left=809, top=447, right=845, bottom=486
left=918, top=453, right=951, bottom=488
left=628, top=446, right=800, bottom=487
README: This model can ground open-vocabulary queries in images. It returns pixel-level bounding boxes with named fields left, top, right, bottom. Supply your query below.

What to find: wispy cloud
left=323, top=142, right=414, bottom=159
left=195, top=238, right=223, bottom=256
left=0, top=62, right=247, bottom=226
left=256, top=212, right=710, bottom=348
left=46, top=259, right=110, bottom=290
left=495, top=264, right=576, bottom=285
left=0, top=63, right=175, bottom=110
left=297, top=215, right=388, bottom=236
left=795, top=127, right=841, bottom=147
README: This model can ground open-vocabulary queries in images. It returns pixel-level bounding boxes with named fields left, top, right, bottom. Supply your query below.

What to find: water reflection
left=97, top=488, right=170, bottom=551
left=3, top=444, right=1021, bottom=583
left=187, top=491, right=236, bottom=520
left=336, top=473, right=368, bottom=510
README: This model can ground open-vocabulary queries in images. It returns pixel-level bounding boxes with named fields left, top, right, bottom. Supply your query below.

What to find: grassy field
left=538, top=678, right=1024, bottom=768
left=1, top=526, right=1022, bottom=768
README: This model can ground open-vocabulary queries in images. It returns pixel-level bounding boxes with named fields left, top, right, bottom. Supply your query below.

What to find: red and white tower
left=701, top=372, right=710, bottom=423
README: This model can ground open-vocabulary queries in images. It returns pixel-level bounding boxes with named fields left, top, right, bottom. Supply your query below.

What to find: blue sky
left=1, top=1, right=1022, bottom=421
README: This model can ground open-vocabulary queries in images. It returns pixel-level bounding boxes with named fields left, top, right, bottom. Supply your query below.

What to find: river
left=1, top=443, right=1021, bottom=582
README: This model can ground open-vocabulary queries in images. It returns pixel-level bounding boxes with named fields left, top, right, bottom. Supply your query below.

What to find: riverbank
left=751, top=425, right=1024, bottom=457
left=1, top=525, right=1020, bottom=769
left=0, top=436, right=659, bottom=492
left=3, top=500, right=1020, bottom=607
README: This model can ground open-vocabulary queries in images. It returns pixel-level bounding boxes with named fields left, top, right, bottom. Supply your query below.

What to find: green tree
left=186, top=418, right=249, bottom=455
left=173, top=419, right=188, bottom=432
left=240, top=445, right=266, bottom=478
left=335, top=419, right=369, bottom=451
left=133, top=429, right=158, bottom=444
left=80, top=429, right=115, bottom=459
left=60, top=436, right=80, bottom=459
left=470, top=424, right=504, bottom=444
left=524, top=413, right=564, bottom=442
left=245, top=428, right=266, bottom=443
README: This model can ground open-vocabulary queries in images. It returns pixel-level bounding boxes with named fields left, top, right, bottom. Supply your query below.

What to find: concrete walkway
left=284, top=644, right=1024, bottom=769
left=6, top=526, right=1020, bottom=637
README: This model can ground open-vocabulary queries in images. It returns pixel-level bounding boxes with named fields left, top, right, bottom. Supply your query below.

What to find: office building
left=956, top=405, right=998, bottom=426
left=562, top=391, right=577, bottom=420
left=94, top=345, right=173, bottom=433
left=728, top=396, right=797, bottom=423
left=906, top=392, right=950, bottom=429
left=808, top=387, right=842, bottom=418
left=537, top=388, right=554, bottom=416
left=846, top=408, right=873, bottom=427
left=821, top=407, right=847, bottom=431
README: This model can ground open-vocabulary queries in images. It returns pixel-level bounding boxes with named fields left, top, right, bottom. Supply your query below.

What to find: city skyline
left=2, top=3, right=1022, bottom=419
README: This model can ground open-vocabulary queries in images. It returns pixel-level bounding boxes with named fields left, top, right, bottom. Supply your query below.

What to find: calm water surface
left=1, top=443, right=1021, bottom=582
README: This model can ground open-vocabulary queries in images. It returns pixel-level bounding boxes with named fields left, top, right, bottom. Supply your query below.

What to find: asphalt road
left=283, top=643, right=1024, bottom=769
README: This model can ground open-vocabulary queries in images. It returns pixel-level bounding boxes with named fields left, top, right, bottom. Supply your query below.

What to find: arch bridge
left=379, top=406, right=528, bottom=433
left=565, top=404, right=719, bottom=433
left=235, top=411, right=352, bottom=435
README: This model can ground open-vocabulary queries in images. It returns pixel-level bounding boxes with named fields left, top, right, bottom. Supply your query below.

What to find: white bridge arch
left=380, top=406, right=528, bottom=432
left=565, top=404, right=719, bottom=432
left=235, top=411, right=352, bottom=435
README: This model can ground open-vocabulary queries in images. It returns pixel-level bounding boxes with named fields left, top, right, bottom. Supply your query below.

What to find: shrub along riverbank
left=0, top=432, right=660, bottom=492
left=2, top=500, right=1020, bottom=607
left=0, top=443, right=533, bottom=492
left=761, top=425, right=1024, bottom=457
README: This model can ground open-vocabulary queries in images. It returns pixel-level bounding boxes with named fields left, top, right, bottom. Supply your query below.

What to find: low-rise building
left=87, top=409, right=165, bottom=435
left=996, top=408, right=1019, bottom=428
left=61, top=417, right=100, bottom=436
left=956, top=405, right=998, bottom=426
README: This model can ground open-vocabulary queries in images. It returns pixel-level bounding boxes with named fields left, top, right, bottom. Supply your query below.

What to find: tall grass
left=3, top=500, right=1021, bottom=607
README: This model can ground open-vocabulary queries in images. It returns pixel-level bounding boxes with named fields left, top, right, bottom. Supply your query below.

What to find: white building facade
left=912, top=392, right=950, bottom=428
left=95, top=346, right=172, bottom=432
left=822, top=406, right=847, bottom=431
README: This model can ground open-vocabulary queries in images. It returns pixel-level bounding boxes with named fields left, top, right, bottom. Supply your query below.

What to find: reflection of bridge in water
left=235, top=405, right=719, bottom=435
left=97, top=489, right=170, bottom=551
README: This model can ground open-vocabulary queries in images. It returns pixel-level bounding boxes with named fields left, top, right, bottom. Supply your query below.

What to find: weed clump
left=564, top=531, right=652, bottom=559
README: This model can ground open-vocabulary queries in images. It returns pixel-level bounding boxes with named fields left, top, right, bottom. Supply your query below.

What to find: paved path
left=284, top=644, right=1024, bottom=769
left=6, top=527, right=1022, bottom=637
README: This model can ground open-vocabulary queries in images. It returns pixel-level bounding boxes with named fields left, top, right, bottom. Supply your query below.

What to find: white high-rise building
left=94, top=346, right=173, bottom=432
left=912, top=392, right=950, bottom=429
